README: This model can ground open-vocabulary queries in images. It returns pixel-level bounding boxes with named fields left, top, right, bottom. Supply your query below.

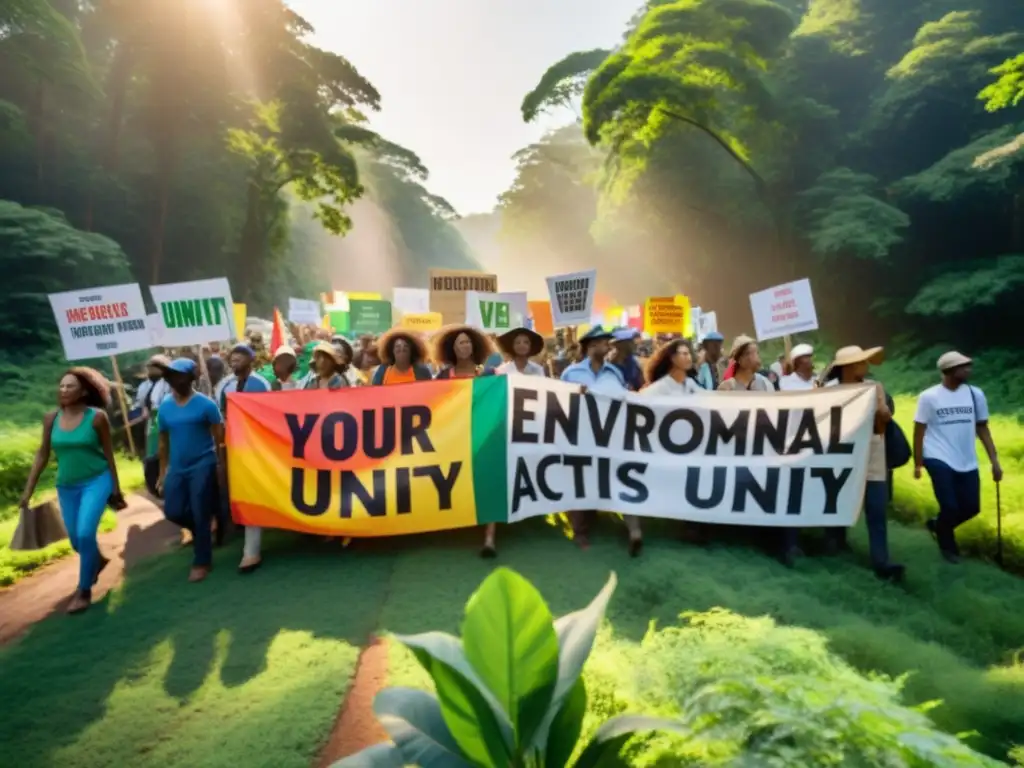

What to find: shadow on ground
left=2, top=516, right=1023, bottom=766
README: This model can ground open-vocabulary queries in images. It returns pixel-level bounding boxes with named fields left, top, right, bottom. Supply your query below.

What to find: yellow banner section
left=396, top=311, right=443, bottom=331
left=226, top=381, right=480, bottom=536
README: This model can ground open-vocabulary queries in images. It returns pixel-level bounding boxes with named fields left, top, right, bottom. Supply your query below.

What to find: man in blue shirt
left=215, top=344, right=270, bottom=413
left=559, top=326, right=642, bottom=555
left=156, top=358, right=225, bottom=583
left=560, top=326, right=627, bottom=395
left=697, top=331, right=725, bottom=390
left=610, top=327, right=644, bottom=391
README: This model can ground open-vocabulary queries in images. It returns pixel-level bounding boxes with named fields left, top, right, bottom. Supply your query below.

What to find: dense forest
left=3, top=0, right=1023, bottom=359
left=472, top=0, right=1024, bottom=354
left=0, top=0, right=479, bottom=349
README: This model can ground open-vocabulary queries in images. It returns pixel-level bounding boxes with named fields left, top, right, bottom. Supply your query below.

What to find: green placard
left=349, top=300, right=392, bottom=335
left=327, top=310, right=349, bottom=334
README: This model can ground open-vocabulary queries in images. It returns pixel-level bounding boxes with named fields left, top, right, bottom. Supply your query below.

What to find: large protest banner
left=226, top=378, right=508, bottom=536
left=226, top=379, right=876, bottom=536
left=49, top=283, right=152, bottom=360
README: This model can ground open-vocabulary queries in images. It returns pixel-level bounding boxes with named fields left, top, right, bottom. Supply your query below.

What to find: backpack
left=883, top=391, right=912, bottom=469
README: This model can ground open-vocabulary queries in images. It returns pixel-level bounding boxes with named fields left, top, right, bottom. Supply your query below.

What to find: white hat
left=790, top=343, right=814, bottom=363
left=937, top=351, right=971, bottom=371
left=273, top=345, right=296, bottom=360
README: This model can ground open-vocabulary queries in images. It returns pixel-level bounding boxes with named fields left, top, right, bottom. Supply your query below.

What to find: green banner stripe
left=470, top=376, right=508, bottom=525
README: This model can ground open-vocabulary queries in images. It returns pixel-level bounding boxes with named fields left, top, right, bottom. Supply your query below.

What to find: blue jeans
left=56, top=470, right=114, bottom=591
left=163, top=462, right=220, bottom=567
left=863, top=480, right=890, bottom=568
left=923, top=458, right=980, bottom=555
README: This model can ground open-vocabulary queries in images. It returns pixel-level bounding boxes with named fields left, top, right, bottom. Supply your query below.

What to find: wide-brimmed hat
left=497, top=326, right=544, bottom=357
left=311, top=341, right=343, bottom=365
left=831, top=345, right=884, bottom=367
left=937, top=351, right=972, bottom=371
left=729, top=334, right=757, bottom=360
left=790, top=343, right=814, bottom=363
left=579, top=325, right=614, bottom=348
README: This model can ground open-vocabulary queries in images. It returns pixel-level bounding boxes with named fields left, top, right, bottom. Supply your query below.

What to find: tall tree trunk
left=85, top=46, right=134, bottom=230
left=236, top=181, right=265, bottom=302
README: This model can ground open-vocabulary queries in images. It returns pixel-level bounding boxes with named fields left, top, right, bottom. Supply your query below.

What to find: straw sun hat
left=831, top=345, right=885, bottom=367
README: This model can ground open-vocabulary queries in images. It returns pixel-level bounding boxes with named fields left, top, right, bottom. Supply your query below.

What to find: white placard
left=545, top=268, right=596, bottom=327
left=697, top=310, right=718, bottom=342
left=749, top=278, right=818, bottom=341
left=393, top=287, right=430, bottom=315
left=148, top=277, right=235, bottom=347
left=288, top=297, right=321, bottom=325
left=506, top=378, right=875, bottom=528
left=464, top=291, right=529, bottom=333
left=48, top=283, right=152, bottom=361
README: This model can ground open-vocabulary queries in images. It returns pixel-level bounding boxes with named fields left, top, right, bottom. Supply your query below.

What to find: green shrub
left=588, top=609, right=1006, bottom=766
left=337, top=569, right=685, bottom=767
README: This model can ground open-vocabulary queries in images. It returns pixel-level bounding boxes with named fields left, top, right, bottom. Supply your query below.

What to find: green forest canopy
left=3, top=0, right=1024, bottom=357
left=487, top=0, right=1024, bottom=350
left=0, top=0, right=480, bottom=349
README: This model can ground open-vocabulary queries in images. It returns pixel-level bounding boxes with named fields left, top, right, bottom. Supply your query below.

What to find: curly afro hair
left=64, top=367, right=112, bottom=408
left=376, top=328, right=430, bottom=366
left=644, top=338, right=697, bottom=387
left=431, top=325, right=493, bottom=367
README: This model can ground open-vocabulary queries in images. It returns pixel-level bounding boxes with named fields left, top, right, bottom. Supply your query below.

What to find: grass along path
left=2, top=516, right=1022, bottom=767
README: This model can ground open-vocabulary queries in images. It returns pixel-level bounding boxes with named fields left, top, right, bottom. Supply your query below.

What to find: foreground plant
left=335, top=569, right=684, bottom=767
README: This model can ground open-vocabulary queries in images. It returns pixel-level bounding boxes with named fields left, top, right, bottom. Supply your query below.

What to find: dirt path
left=0, top=494, right=179, bottom=645
left=316, top=635, right=391, bottom=766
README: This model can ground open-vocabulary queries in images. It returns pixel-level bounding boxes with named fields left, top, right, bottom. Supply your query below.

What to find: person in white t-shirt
left=913, top=351, right=1002, bottom=563
left=779, top=344, right=816, bottom=391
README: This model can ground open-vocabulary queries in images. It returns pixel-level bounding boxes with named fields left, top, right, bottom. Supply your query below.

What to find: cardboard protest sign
left=396, top=312, right=443, bottom=332
left=348, top=299, right=392, bottom=335
left=644, top=296, right=686, bottom=334
left=48, top=283, right=152, bottom=361
left=225, top=378, right=875, bottom=537
left=528, top=301, right=554, bottom=336
left=465, top=290, right=529, bottom=333
left=749, top=278, right=818, bottom=341
left=288, top=298, right=321, bottom=325
left=149, top=277, right=235, bottom=347
left=429, top=269, right=498, bottom=324
left=546, top=268, right=596, bottom=327
left=392, top=287, right=430, bottom=315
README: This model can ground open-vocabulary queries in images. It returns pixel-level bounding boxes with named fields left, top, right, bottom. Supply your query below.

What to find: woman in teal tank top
left=20, top=368, right=124, bottom=614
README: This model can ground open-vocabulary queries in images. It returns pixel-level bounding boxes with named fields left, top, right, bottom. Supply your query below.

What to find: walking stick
left=995, top=481, right=1003, bottom=567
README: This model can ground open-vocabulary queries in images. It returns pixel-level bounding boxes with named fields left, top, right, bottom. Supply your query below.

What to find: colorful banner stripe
left=226, top=378, right=507, bottom=536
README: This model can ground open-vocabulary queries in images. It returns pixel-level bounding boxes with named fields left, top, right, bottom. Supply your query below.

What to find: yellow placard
left=674, top=294, right=692, bottom=336
left=644, top=297, right=686, bottom=335
left=233, top=303, right=247, bottom=340
left=396, top=312, right=443, bottom=331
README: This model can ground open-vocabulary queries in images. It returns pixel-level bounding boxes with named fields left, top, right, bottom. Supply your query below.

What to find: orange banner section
left=528, top=301, right=554, bottom=336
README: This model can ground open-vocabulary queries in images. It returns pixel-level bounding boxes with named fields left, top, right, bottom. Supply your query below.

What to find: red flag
left=270, top=307, right=287, bottom=351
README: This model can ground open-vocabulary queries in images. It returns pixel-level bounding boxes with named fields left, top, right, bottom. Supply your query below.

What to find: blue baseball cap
left=612, top=327, right=640, bottom=341
left=703, top=332, right=724, bottom=342
left=161, top=358, right=196, bottom=375
left=231, top=344, right=255, bottom=358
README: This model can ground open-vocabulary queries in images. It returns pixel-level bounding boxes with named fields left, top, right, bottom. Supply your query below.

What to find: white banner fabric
left=506, top=379, right=876, bottom=528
